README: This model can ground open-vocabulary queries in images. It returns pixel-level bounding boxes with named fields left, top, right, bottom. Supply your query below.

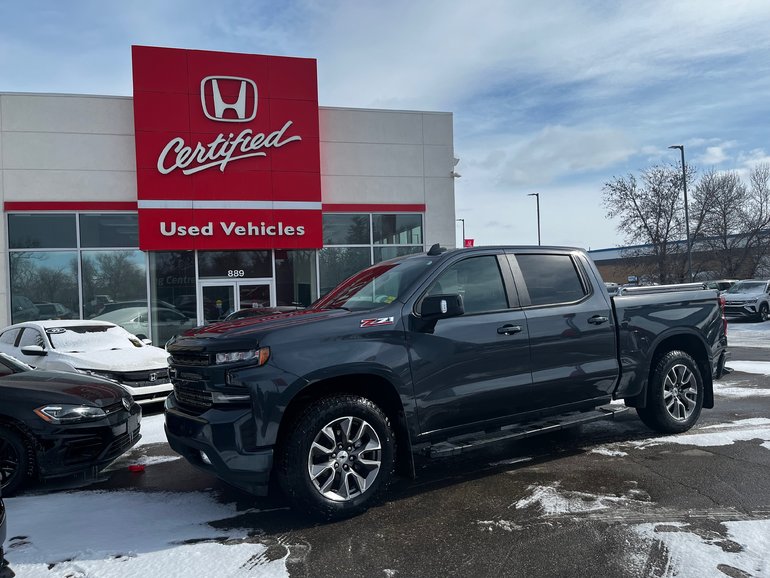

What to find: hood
left=0, top=369, right=126, bottom=407
left=54, top=345, right=169, bottom=371
left=724, top=291, right=765, bottom=302
left=169, top=308, right=352, bottom=351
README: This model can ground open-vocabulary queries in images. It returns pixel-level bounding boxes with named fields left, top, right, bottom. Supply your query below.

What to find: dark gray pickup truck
left=164, top=245, right=728, bottom=518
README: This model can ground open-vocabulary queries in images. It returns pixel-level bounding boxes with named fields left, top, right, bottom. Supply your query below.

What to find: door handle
left=588, top=315, right=609, bottom=325
left=497, top=324, right=522, bottom=335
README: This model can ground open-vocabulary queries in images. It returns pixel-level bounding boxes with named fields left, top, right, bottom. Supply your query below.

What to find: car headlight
left=34, top=404, right=107, bottom=424
left=215, top=347, right=270, bottom=365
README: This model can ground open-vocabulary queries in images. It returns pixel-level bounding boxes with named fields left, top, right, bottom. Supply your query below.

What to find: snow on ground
left=629, top=418, right=770, bottom=450
left=725, top=360, right=770, bottom=375
left=512, top=482, right=650, bottom=516
left=725, top=321, right=770, bottom=348
left=136, top=412, right=167, bottom=447
left=4, top=490, right=288, bottom=577
left=589, top=447, right=628, bottom=457
left=634, top=520, right=770, bottom=578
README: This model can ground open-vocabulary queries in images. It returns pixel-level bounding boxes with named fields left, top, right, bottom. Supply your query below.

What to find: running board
left=427, top=405, right=629, bottom=458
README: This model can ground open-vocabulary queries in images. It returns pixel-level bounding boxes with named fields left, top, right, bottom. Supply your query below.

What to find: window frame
left=508, top=251, right=592, bottom=309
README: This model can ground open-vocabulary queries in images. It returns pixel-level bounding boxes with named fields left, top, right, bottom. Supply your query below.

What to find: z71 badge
left=360, top=317, right=395, bottom=328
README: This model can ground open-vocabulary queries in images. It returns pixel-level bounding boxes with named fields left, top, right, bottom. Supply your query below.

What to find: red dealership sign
left=464, top=239, right=475, bottom=247
left=132, top=46, right=322, bottom=250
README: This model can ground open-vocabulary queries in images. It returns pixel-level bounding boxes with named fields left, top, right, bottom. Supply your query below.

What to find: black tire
left=0, top=426, right=31, bottom=496
left=637, top=350, right=703, bottom=434
left=277, top=395, right=395, bottom=520
left=757, top=303, right=769, bottom=322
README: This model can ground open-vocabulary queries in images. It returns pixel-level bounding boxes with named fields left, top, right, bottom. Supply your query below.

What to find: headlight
left=215, top=347, right=270, bottom=365
left=34, top=404, right=107, bottom=424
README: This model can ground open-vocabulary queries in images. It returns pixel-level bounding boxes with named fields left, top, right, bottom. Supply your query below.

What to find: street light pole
left=527, top=193, right=541, bottom=246
left=668, top=145, right=692, bottom=281
left=456, top=218, right=465, bottom=247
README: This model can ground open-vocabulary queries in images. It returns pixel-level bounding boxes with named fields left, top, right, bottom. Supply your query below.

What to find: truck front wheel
left=637, top=350, right=703, bottom=434
left=277, top=395, right=395, bottom=519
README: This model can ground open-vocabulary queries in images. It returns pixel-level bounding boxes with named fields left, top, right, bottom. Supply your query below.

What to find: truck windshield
left=313, top=256, right=438, bottom=311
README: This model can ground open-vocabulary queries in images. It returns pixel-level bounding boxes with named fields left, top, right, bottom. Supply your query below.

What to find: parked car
left=0, top=320, right=172, bottom=404
left=93, top=307, right=195, bottom=344
left=165, top=245, right=727, bottom=519
left=722, top=279, right=770, bottom=321
left=704, top=279, right=738, bottom=292
left=0, top=352, right=141, bottom=495
left=94, top=300, right=178, bottom=317
left=224, top=305, right=304, bottom=322
left=33, top=302, right=75, bottom=320
left=9, top=296, right=38, bottom=324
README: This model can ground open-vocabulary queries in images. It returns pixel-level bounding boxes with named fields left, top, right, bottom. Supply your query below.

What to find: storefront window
left=275, top=250, right=317, bottom=307
left=80, top=214, right=139, bottom=248
left=319, top=247, right=372, bottom=296
left=322, top=214, right=370, bottom=245
left=81, top=250, right=147, bottom=319
left=149, top=252, right=197, bottom=346
left=374, top=246, right=424, bottom=263
left=198, top=251, right=272, bottom=278
left=8, top=214, right=77, bottom=249
left=372, top=214, right=422, bottom=245
left=9, top=251, right=79, bottom=323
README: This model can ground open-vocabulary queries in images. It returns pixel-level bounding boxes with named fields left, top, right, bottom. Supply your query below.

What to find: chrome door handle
left=497, top=324, right=522, bottom=335
left=588, top=315, right=609, bottom=325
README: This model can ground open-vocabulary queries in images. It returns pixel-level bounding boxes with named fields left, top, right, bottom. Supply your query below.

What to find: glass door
left=198, top=281, right=274, bottom=325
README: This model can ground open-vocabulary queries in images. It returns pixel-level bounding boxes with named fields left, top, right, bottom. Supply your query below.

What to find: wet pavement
left=6, top=345, right=770, bottom=577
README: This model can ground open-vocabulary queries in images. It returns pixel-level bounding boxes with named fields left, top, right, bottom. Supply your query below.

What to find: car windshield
left=313, top=256, right=438, bottom=311
left=45, top=325, right=143, bottom=351
left=725, top=281, right=766, bottom=294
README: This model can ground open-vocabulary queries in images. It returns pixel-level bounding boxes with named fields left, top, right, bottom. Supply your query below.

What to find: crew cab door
left=507, top=250, right=618, bottom=408
left=406, top=252, right=532, bottom=435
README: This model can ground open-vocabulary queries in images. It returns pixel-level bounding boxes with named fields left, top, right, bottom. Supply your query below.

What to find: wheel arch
left=647, top=333, right=713, bottom=409
left=0, top=415, right=38, bottom=481
left=275, top=373, right=415, bottom=478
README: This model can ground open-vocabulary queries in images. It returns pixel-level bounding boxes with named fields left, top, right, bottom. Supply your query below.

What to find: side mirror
left=21, top=345, right=47, bottom=357
left=419, top=294, right=464, bottom=320
left=141, top=338, right=153, bottom=346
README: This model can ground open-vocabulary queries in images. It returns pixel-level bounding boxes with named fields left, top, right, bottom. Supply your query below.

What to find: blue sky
left=3, top=0, right=770, bottom=249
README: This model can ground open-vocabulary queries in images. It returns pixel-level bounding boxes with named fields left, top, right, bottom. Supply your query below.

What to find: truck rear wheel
left=277, top=395, right=395, bottom=519
left=637, top=350, right=703, bottom=434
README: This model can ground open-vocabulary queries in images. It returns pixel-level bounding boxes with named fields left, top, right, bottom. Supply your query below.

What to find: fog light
left=200, top=451, right=212, bottom=466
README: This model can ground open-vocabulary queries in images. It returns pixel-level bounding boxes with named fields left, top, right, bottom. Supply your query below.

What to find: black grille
left=174, top=383, right=213, bottom=411
left=115, top=368, right=171, bottom=388
left=103, top=425, right=140, bottom=460
left=170, top=352, right=211, bottom=366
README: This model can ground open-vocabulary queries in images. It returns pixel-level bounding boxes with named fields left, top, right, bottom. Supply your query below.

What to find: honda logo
left=201, top=76, right=257, bottom=122
left=148, top=373, right=157, bottom=382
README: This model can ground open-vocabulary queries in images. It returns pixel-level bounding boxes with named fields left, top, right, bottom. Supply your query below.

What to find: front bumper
left=724, top=303, right=760, bottom=318
left=164, top=394, right=273, bottom=496
left=32, top=404, right=141, bottom=480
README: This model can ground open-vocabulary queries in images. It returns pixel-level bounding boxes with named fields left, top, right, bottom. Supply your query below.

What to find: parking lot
left=3, top=323, right=769, bottom=578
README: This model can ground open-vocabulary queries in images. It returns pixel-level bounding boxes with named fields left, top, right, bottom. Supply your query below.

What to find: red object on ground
left=128, top=464, right=146, bottom=473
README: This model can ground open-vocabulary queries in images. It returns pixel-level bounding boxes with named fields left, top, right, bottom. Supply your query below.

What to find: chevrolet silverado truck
left=164, top=245, right=728, bottom=518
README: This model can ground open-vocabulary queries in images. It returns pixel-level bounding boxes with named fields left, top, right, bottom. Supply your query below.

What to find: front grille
left=174, top=383, right=213, bottom=411
left=115, top=368, right=171, bottom=388
left=103, top=426, right=140, bottom=459
left=103, top=401, right=125, bottom=416
left=169, top=352, right=211, bottom=366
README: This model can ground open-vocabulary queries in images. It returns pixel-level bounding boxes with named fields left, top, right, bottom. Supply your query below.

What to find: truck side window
left=515, top=254, right=587, bottom=306
left=427, top=256, right=508, bottom=314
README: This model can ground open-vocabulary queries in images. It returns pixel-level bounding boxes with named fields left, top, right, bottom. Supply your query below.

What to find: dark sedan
left=0, top=353, right=141, bottom=495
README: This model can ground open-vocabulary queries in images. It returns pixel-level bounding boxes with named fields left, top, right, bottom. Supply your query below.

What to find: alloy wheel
left=0, top=437, right=20, bottom=490
left=663, top=363, right=698, bottom=421
left=307, top=416, right=382, bottom=502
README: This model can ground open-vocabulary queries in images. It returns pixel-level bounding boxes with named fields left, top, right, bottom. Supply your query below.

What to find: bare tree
left=603, top=164, right=694, bottom=284
left=692, top=164, right=770, bottom=278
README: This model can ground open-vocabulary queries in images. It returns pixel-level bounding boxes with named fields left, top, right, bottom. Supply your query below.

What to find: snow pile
left=512, top=482, right=649, bottom=516
left=725, top=360, right=770, bottom=375
left=725, top=322, right=770, bottom=349
left=4, top=490, right=288, bottom=578
left=630, top=418, right=770, bottom=449
left=589, top=447, right=628, bottom=457
left=634, top=520, right=770, bottom=578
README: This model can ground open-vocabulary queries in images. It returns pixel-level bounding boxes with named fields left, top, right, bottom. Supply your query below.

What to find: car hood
left=52, top=346, right=169, bottom=372
left=0, top=369, right=127, bottom=407
left=724, top=292, right=765, bottom=302
left=170, top=308, right=352, bottom=350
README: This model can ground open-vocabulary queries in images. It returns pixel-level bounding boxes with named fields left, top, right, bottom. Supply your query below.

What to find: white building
left=0, top=46, right=456, bottom=343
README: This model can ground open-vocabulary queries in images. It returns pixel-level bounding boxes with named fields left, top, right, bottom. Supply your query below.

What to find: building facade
left=0, top=46, right=456, bottom=344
